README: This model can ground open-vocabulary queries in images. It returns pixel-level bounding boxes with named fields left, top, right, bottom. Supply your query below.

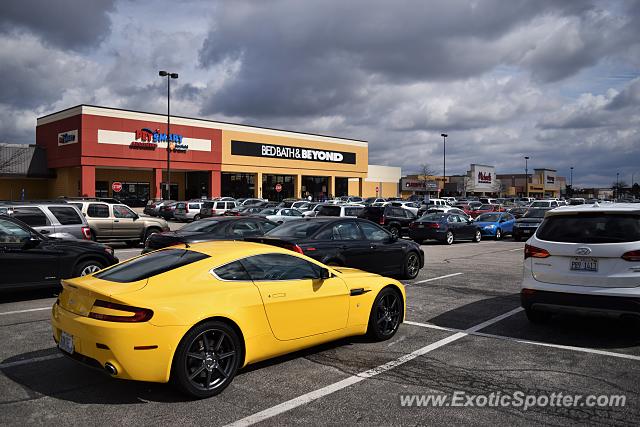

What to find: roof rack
left=0, top=199, right=70, bottom=205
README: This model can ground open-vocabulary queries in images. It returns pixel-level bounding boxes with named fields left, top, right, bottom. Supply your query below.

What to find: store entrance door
left=335, top=177, right=348, bottom=197
left=186, top=172, right=209, bottom=200
left=262, top=174, right=294, bottom=202
left=301, top=176, right=329, bottom=202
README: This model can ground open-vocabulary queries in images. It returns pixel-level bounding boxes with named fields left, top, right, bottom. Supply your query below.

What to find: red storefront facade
left=37, top=105, right=222, bottom=203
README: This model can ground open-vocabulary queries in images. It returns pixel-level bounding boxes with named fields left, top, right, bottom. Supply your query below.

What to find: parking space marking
left=507, top=248, right=523, bottom=252
left=406, top=272, right=463, bottom=286
left=0, top=307, right=50, bottom=316
left=225, top=307, right=521, bottom=427
left=406, top=316, right=640, bottom=362
left=0, top=353, right=62, bottom=369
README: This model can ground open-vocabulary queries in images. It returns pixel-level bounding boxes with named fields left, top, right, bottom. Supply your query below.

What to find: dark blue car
left=474, top=212, right=515, bottom=240
left=409, top=212, right=482, bottom=245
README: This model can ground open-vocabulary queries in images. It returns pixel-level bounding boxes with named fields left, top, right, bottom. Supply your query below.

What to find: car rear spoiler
left=244, top=237, right=304, bottom=254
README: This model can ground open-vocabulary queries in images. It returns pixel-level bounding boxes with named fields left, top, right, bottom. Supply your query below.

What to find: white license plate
left=570, top=257, right=598, bottom=272
left=522, top=229, right=531, bottom=234
left=59, top=331, right=74, bottom=354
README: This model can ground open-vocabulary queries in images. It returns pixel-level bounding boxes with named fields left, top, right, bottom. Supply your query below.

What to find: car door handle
left=269, top=293, right=286, bottom=298
left=114, top=220, right=119, bottom=223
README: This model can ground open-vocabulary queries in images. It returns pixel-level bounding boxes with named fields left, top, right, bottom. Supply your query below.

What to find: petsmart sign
left=231, top=140, right=356, bottom=164
left=58, top=129, right=78, bottom=146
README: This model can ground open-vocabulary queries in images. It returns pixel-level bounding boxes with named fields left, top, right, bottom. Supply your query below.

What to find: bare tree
left=418, top=164, right=437, bottom=195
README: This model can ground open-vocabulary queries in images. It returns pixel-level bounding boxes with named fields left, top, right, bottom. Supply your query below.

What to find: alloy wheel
left=375, top=293, right=401, bottom=336
left=80, top=264, right=101, bottom=276
left=474, top=230, right=481, bottom=242
left=390, top=227, right=400, bottom=238
left=406, top=253, right=420, bottom=278
left=446, top=231, right=454, bottom=245
left=184, top=328, right=237, bottom=392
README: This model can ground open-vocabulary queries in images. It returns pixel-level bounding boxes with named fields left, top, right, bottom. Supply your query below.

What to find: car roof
left=547, top=203, right=640, bottom=216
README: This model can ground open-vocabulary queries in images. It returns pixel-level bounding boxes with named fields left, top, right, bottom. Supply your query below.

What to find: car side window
left=359, top=221, right=391, bottom=242
left=260, top=221, right=278, bottom=233
left=231, top=220, right=261, bottom=237
left=213, top=260, right=251, bottom=281
left=113, top=205, right=137, bottom=219
left=240, top=254, right=322, bottom=281
left=87, top=203, right=109, bottom=218
left=0, top=218, right=31, bottom=245
left=48, top=206, right=83, bottom=225
left=188, top=203, right=200, bottom=210
left=331, top=221, right=363, bottom=240
left=10, top=207, right=50, bottom=227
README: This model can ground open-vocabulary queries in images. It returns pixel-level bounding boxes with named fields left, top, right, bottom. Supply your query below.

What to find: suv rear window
left=95, top=249, right=210, bottom=282
left=48, top=206, right=83, bottom=225
left=536, top=214, right=640, bottom=243
left=10, top=207, right=50, bottom=227
left=318, top=205, right=341, bottom=216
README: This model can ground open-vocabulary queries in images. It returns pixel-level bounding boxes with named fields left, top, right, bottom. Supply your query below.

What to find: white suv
left=521, top=203, right=640, bottom=323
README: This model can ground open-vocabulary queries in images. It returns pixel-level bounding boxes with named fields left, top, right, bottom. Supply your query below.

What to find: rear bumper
left=521, top=289, right=640, bottom=318
left=51, top=303, right=186, bottom=383
left=408, top=228, right=446, bottom=241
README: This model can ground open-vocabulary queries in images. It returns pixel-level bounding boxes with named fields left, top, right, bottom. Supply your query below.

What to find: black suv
left=0, top=215, right=118, bottom=292
left=358, top=206, right=416, bottom=238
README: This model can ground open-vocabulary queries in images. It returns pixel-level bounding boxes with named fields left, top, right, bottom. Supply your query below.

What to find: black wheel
left=193, top=214, right=201, bottom=221
left=389, top=225, right=400, bottom=238
left=495, top=228, right=502, bottom=240
left=525, top=307, right=551, bottom=324
left=367, top=288, right=403, bottom=341
left=444, top=231, right=454, bottom=245
left=403, top=252, right=420, bottom=279
left=144, top=228, right=161, bottom=243
left=172, top=321, right=241, bottom=398
left=473, top=230, right=482, bottom=243
left=74, top=259, right=104, bottom=277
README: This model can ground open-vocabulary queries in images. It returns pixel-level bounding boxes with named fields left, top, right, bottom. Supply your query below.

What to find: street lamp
left=159, top=70, right=179, bottom=200
left=570, top=167, right=573, bottom=187
left=441, top=133, right=448, bottom=195
left=524, top=156, right=530, bottom=198
left=616, top=172, right=620, bottom=200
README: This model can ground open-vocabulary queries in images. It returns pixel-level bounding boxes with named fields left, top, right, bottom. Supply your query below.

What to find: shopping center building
left=1, top=105, right=401, bottom=203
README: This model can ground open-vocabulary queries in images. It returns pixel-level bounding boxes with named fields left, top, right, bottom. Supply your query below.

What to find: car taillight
left=379, top=215, right=386, bottom=225
left=284, top=244, right=305, bottom=254
left=88, top=300, right=154, bottom=322
left=622, top=250, right=640, bottom=262
left=81, top=227, right=91, bottom=240
left=427, top=223, right=440, bottom=229
left=524, top=244, right=550, bottom=259
left=185, top=205, right=189, bottom=213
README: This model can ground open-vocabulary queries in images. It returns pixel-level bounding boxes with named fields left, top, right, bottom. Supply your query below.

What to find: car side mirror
left=133, top=213, right=139, bottom=220
left=23, top=236, right=41, bottom=250
left=320, top=268, right=331, bottom=280
left=387, top=235, right=398, bottom=243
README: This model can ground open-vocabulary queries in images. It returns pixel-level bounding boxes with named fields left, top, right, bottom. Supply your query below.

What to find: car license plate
left=59, top=331, right=74, bottom=354
left=522, top=229, right=531, bottom=234
left=570, top=257, right=598, bottom=272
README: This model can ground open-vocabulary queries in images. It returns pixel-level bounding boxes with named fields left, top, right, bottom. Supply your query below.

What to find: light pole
left=441, top=133, right=448, bottom=195
left=570, top=166, right=574, bottom=197
left=616, top=172, right=619, bottom=200
left=524, top=156, right=530, bottom=198
left=159, top=70, right=178, bottom=200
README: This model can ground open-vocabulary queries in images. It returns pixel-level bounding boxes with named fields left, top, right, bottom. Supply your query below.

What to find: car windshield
left=180, top=220, right=222, bottom=231
left=260, top=208, right=278, bottom=215
left=419, top=213, right=445, bottom=221
left=95, top=249, right=209, bottom=283
left=522, top=209, right=548, bottom=219
left=537, top=213, right=640, bottom=243
left=266, top=221, right=326, bottom=238
left=479, top=204, right=493, bottom=210
left=477, top=213, right=501, bottom=222
left=530, top=201, right=550, bottom=207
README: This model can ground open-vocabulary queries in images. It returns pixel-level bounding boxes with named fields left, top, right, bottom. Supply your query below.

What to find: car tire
left=444, top=231, right=454, bottom=245
left=144, top=227, right=161, bottom=243
left=388, top=225, right=400, bottom=239
left=172, top=320, right=242, bottom=399
left=495, top=228, right=502, bottom=240
left=402, top=252, right=421, bottom=279
left=473, top=230, right=482, bottom=243
left=525, top=307, right=551, bottom=324
left=367, top=287, right=403, bottom=341
left=193, top=214, right=201, bottom=221
left=74, top=259, right=105, bottom=277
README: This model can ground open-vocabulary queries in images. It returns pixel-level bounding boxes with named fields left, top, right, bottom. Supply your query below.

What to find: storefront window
left=117, top=182, right=150, bottom=207
left=262, top=174, right=294, bottom=201
left=301, top=176, right=329, bottom=201
left=221, top=173, right=256, bottom=199
left=96, top=181, right=109, bottom=198
left=335, top=177, right=348, bottom=197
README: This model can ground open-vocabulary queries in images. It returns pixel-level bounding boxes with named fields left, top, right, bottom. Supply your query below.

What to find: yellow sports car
left=51, top=241, right=406, bottom=398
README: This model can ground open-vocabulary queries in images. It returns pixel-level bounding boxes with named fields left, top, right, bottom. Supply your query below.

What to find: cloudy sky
left=1, top=0, right=639, bottom=187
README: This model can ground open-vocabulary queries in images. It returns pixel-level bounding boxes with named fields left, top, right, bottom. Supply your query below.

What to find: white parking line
left=0, top=354, right=62, bottom=369
left=407, top=317, right=640, bottom=362
left=0, top=307, right=51, bottom=316
left=406, top=272, right=463, bottom=286
left=507, top=248, right=523, bottom=252
left=224, top=307, right=522, bottom=427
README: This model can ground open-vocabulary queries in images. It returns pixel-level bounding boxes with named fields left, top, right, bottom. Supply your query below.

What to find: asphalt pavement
left=1, top=222, right=639, bottom=426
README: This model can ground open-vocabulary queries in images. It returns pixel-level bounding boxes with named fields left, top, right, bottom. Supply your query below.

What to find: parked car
left=256, top=217, right=424, bottom=279
left=0, top=215, right=118, bottom=292
left=69, top=201, right=170, bottom=246
left=159, top=202, right=179, bottom=220
left=255, top=208, right=304, bottom=224
left=0, top=202, right=91, bottom=240
left=423, top=207, right=471, bottom=221
left=473, top=212, right=516, bottom=240
left=174, top=201, right=207, bottom=222
left=302, top=203, right=324, bottom=218
left=529, top=200, right=560, bottom=208
left=317, top=204, right=366, bottom=218
left=363, top=197, right=386, bottom=206
left=479, top=198, right=500, bottom=205
left=408, top=212, right=482, bottom=245
left=200, top=200, right=238, bottom=217
left=451, top=202, right=483, bottom=217
left=520, top=203, right=640, bottom=323
left=507, top=207, right=529, bottom=219
left=142, top=216, right=278, bottom=253
left=237, top=198, right=267, bottom=206
left=144, top=199, right=175, bottom=217
left=469, top=204, right=505, bottom=218
left=52, top=240, right=405, bottom=398
left=568, top=198, right=586, bottom=205
left=223, top=206, right=265, bottom=216
left=358, top=205, right=416, bottom=238
left=512, top=208, right=552, bottom=241
left=336, top=196, right=364, bottom=204
left=386, top=201, right=421, bottom=216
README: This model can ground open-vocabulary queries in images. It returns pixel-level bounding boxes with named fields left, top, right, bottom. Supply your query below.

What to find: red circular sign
left=275, top=183, right=283, bottom=193
left=112, top=181, right=122, bottom=193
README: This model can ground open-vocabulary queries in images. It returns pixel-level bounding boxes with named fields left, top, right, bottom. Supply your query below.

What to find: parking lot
left=1, top=231, right=639, bottom=425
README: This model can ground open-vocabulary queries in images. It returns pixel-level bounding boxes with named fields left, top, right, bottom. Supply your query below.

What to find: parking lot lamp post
left=524, top=156, right=530, bottom=198
left=570, top=166, right=574, bottom=196
left=616, top=172, right=619, bottom=199
left=441, top=133, right=448, bottom=195
left=159, top=70, right=178, bottom=200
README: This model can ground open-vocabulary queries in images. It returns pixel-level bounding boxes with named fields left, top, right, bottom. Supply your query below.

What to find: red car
left=454, top=202, right=482, bottom=216
left=469, top=204, right=505, bottom=218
